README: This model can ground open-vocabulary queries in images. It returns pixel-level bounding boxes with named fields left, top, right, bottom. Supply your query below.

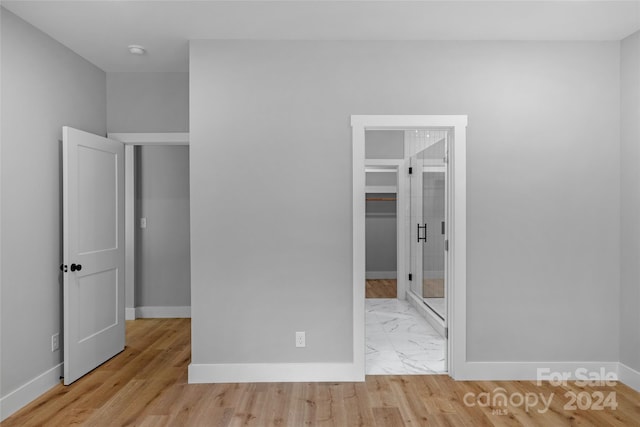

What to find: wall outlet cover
left=51, top=333, right=59, bottom=352
left=295, top=331, right=305, bottom=348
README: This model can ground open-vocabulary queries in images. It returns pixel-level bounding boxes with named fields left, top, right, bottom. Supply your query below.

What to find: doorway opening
left=352, top=116, right=467, bottom=379
left=108, top=133, right=190, bottom=320
left=134, top=145, right=190, bottom=318
left=364, top=129, right=447, bottom=374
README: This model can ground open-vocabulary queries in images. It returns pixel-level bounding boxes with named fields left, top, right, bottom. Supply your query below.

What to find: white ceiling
left=3, top=0, right=639, bottom=72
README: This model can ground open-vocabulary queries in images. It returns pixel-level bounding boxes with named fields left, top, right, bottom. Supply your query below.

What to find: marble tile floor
left=366, top=298, right=446, bottom=375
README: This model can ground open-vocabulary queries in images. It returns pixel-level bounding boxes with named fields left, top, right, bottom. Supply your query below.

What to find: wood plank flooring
left=3, top=318, right=640, bottom=426
left=366, top=279, right=397, bottom=298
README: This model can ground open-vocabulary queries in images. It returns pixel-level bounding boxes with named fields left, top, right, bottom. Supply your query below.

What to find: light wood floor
left=423, top=279, right=444, bottom=298
left=3, top=318, right=640, bottom=426
left=366, top=279, right=397, bottom=298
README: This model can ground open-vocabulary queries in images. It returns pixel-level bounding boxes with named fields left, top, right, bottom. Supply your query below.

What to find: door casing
left=107, top=132, right=189, bottom=320
left=351, top=115, right=467, bottom=379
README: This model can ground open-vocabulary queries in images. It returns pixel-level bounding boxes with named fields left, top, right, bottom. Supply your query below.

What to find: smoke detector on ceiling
left=128, top=45, right=146, bottom=55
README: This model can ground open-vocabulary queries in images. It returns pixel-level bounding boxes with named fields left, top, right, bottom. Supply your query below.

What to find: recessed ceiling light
left=128, top=45, right=146, bottom=55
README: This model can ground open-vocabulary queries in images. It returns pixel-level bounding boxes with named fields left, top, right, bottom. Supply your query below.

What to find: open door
left=62, top=126, right=125, bottom=385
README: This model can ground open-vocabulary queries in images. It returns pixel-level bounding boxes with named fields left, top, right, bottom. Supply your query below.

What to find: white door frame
left=107, top=132, right=189, bottom=320
left=351, top=115, right=467, bottom=379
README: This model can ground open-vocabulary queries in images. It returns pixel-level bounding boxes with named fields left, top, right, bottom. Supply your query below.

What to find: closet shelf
left=366, top=197, right=397, bottom=202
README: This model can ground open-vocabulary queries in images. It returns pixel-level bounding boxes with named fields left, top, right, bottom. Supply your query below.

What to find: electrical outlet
left=140, top=217, right=147, bottom=229
left=51, top=333, right=59, bottom=352
left=295, top=331, right=306, bottom=348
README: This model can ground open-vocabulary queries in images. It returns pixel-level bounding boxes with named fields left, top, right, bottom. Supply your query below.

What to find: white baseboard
left=125, top=307, right=136, bottom=320
left=365, top=271, right=397, bottom=279
left=618, top=362, right=640, bottom=392
left=453, top=361, right=620, bottom=381
left=0, top=363, right=62, bottom=422
left=189, top=362, right=363, bottom=383
left=135, top=306, right=191, bottom=318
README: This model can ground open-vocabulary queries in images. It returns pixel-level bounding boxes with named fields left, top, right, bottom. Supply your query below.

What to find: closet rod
left=366, top=197, right=397, bottom=201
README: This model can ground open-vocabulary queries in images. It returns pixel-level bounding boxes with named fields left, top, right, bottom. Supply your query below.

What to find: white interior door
left=62, top=126, right=125, bottom=385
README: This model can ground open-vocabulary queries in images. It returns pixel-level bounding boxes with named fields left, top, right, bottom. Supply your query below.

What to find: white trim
left=135, top=306, right=191, bottom=318
left=457, top=361, right=619, bottom=381
left=352, top=115, right=467, bottom=381
left=0, top=363, right=62, bottom=422
left=107, top=133, right=191, bottom=321
left=423, top=166, right=446, bottom=173
left=365, top=159, right=404, bottom=167
left=618, top=363, right=640, bottom=392
left=447, top=120, right=467, bottom=380
left=365, top=167, right=397, bottom=173
left=352, top=123, right=367, bottom=382
left=107, top=132, right=189, bottom=145
left=365, top=271, right=397, bottom=279
left=189, top=362, right=361, bottom=383
left=396, top=163, right=407, bottom=300
left=352, top=115, right=467, bottom=129
left=124, top=145, right=135, bottom=317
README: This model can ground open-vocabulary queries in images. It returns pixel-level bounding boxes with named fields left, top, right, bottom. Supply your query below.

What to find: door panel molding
left=63, top=126, right=125, bottom=385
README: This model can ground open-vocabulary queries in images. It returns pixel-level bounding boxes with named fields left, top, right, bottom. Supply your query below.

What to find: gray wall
left=107, top=72, right=189, bottom=132
left=365, top=130, right=404, bottom=159
left=1, top=8, right=106, bottom=397
left=135, top=146, right=191, bottom=307
left=190, top=40, right=620, bottom=365
left=106, top=72, right=191, bottom=312
left=620, top=30, right=640, bottom=372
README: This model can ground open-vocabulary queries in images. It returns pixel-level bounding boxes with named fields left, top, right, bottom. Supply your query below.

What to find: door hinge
left=408, top=273, right=413, bottom=281
left=408, top=167, right=413, bottom=175
left=443, top=156, right=448, bottom=164
left=445, top=240, right=449, bottom=251
left=445, top=327, right=448, bottom=339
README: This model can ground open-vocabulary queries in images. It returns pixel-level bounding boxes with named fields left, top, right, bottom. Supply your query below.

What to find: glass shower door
left=409, top=133, right=448, bottom=322
left=422, top=169, right=446, bottom=320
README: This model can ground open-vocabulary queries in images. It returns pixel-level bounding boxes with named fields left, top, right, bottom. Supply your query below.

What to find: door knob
left=70, top=263, right=82, bottom=272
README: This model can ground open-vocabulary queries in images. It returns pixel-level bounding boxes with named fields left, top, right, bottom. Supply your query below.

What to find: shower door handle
left=417, top=224, right=427, bottom=243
